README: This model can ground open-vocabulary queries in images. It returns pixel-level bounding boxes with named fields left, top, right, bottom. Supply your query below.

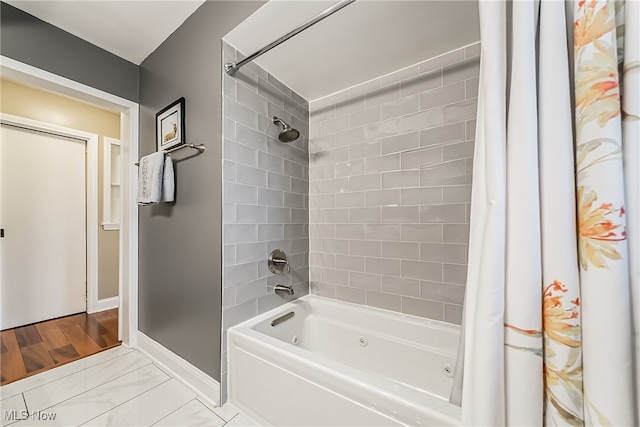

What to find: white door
left=0, top=123, right=87, bottom=330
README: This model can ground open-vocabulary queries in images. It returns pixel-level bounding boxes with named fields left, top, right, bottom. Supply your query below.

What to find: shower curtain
left=451, top=0, right=639, bottom=425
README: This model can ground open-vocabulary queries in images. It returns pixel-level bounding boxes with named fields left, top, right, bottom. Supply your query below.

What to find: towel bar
left=135, top=143, right=205, bottom=166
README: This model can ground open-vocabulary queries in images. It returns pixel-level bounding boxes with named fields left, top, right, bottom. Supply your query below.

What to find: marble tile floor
left=0, top=346, right=259, bottom=427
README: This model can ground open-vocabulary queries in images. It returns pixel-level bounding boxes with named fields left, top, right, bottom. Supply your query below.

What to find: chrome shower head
left=272, top=116, right=300, bottom=143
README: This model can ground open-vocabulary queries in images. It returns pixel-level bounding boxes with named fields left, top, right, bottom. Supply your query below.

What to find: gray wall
left=0, top=2, right=138, bottom=102
left=221, top=42, right=310, bottom=401
left=138, top=1, right=265, bottom=382
left=308, top=43, right=480, bottom=324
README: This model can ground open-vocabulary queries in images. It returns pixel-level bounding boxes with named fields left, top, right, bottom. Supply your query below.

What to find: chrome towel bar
left=135, top=143, right=205, bottom=166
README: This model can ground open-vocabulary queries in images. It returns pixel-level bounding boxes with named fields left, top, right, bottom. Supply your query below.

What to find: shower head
left=272, top=116, right=300, bottom=143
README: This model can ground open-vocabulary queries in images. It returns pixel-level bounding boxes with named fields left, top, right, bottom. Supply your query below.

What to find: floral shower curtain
left=451, top=0, right=638, bottom=425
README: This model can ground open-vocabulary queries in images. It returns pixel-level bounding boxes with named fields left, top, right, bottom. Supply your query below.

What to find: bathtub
left=227, top=295, right=461, bottom=426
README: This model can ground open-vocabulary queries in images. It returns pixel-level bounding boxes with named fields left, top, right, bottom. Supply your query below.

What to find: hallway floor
left=0, top=346, right=258, bottom=426
left=1, top=309, right=120, bottom=386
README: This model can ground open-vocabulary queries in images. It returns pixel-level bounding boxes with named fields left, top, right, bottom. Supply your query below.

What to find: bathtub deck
left=229, top=295, right=461, bottom=426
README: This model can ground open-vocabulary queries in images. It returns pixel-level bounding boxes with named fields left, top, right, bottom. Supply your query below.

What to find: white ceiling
left=4, top=0, right=206, bottom=65
left=224, top=0, right=480, bottom=101
left=5, top=0, right=480, bottom=100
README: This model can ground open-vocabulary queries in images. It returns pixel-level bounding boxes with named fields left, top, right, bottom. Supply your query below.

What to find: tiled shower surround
left=308, top=43, right=480, bottom=324
left=221, top=42, right=310, bottom=399
left=221, top=40, right=478, bottom=400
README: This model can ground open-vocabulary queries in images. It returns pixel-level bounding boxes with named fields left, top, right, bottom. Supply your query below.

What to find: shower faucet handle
left=268, top=249, right=290, bottom=274
left=272, top=258, right=291, bottom=273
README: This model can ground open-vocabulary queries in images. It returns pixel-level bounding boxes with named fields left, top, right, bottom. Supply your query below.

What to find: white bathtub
left=227, top=295, right=461, bottom=426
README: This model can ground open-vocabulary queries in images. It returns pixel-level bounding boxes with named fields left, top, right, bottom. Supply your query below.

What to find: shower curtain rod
left=224, top=0, right=356, bottom=76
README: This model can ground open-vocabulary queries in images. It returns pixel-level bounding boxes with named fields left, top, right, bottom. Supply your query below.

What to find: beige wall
left=1, top=77, right=120, bottom=300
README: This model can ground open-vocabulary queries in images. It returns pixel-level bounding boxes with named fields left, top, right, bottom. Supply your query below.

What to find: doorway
left=0, top=55, right=139, bottom=348
left=0, top=75, right=120, bottom=331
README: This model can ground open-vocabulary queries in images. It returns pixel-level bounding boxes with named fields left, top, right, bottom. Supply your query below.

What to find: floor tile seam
left=24, top=357, right=155, bottom=412
left=78, top=377, right=172, bottom=427
left=149, top=397, right=226, bottom=426
left=0, top=348, right=134, bottom=400
left=148, top=398, right=193, bottom=427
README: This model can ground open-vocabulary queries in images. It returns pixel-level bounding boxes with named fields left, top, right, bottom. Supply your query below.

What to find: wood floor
left=0, top=309, right=120, bottom=385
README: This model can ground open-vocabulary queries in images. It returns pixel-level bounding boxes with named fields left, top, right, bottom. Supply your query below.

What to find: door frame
left=0, top=113, right=99, bottom=325
left=0, top=55, right=140, bottom=346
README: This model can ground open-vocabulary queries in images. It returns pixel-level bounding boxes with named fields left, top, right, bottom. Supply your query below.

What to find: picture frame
left=156, top=97, right=185, bottom=152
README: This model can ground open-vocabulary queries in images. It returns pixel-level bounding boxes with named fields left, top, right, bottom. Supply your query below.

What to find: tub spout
left=274, top=283, right=294, bottom=296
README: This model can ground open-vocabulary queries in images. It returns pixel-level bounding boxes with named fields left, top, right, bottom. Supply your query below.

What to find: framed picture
left=156, top=97, right=185, bottom=151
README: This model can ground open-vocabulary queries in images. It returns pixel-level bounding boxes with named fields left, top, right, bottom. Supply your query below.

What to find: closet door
left=0, top=123, right=86, bottom=330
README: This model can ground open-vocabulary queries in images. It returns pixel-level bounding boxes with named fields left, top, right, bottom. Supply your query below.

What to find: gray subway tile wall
left=308, top=42, right=479, bottom=324
left=219, top=40, right=478, bottom=400
left=221, top=42, right=310, bottom=401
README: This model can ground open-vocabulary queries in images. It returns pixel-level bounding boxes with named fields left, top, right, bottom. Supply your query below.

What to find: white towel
left=137, top=151, right=175, bottom=205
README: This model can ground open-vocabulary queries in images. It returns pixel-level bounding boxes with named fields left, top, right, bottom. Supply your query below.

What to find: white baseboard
left=136, top=332, right=220, bottom=408
left=88, top=296, right=119, bottom=314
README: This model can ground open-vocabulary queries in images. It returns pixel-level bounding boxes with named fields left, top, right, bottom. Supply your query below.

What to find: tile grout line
left=149, top=361, right=171, bottom=378
left=0, top=347, right=134, bottom=400
left=148, top=398, right=192, bottom=427
left=150, top=398, right=227, bottom=426
left=196, top=398, right=238, bottom=423
left=223, top=412, right=240, bottom=426
left=78, top=377, right=171, bottom=427
left=25, top=356, right=154, bottom=413
left=21, top=392, right=29, bottom=414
